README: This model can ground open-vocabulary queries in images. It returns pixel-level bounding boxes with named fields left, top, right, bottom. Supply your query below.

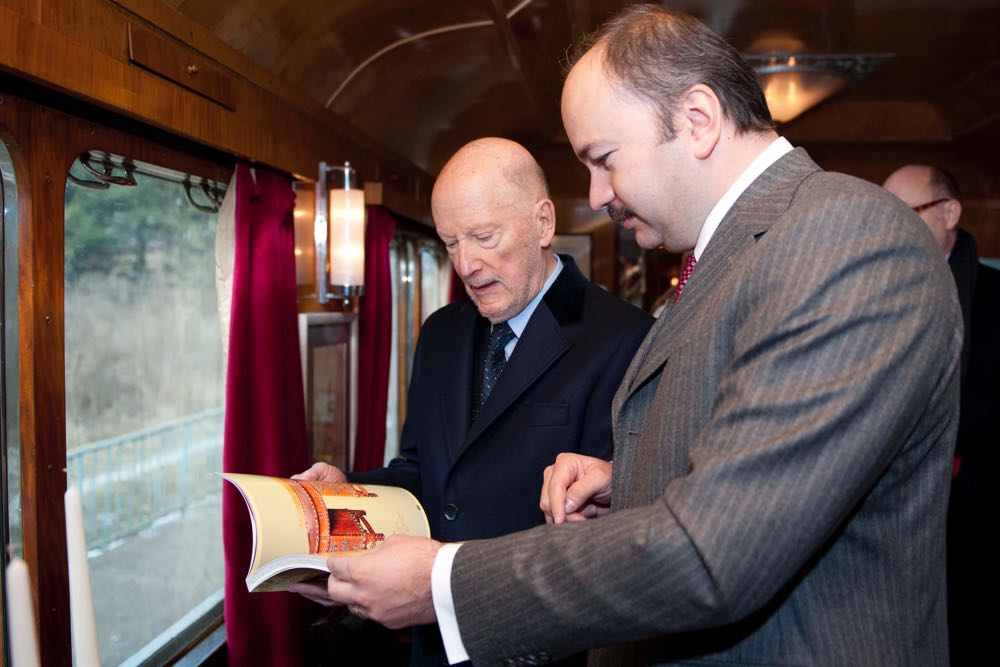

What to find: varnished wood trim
left=0, top=1, right=431, bottom=223
left=1, top=86, right=233, bottom=666
left=127, top=22, right=236, bottom=110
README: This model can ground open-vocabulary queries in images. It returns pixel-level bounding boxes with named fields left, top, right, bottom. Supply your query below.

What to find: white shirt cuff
left=431, top=542, right=470, bottom=664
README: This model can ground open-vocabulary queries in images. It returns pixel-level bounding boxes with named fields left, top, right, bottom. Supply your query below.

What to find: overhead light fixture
left=744, top=52, right=892, bottom=123
left=315, top=161, right=366, bottom=302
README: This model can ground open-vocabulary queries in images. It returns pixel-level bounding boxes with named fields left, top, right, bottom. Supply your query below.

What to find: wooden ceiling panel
left=170, top=0, right=321, bottom=70
left=423, top=82, right=552, bottom=174
left=508, top=0, right=574, bottom=128
left=162, top=0, right=1000, bottom=186
left=328, top=27, right=535, bottom=174
left=847, top=4, right=1000, bottom=103
left=172, top=0, right=494, bottom=96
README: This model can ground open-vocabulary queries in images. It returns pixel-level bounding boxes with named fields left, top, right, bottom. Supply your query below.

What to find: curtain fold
left=352, top=205, right=396, bottom=472
left=222, top=163, right=310, bottom=665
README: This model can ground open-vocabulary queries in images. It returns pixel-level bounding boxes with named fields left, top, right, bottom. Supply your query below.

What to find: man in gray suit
left=317, top=6, right=961, bottom=666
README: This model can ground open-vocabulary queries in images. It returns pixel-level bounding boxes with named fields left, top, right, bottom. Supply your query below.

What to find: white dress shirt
left=503, top=255, right=563, bottom=359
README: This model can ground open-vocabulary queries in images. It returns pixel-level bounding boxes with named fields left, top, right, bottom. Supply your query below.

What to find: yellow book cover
left=222, top=473, right=430, bottom=592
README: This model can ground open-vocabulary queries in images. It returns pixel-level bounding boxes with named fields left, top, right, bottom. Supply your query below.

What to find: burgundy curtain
left=352, top=205, right=396, bottom=472
left=222, top=163, right=310, bottom=665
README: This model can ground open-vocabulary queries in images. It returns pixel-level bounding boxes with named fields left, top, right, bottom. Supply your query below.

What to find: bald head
left=432, top=137, right=549, bottom=217
left=432, top=138, right=556, bottom=323
left=883, top=164, right=962, bottom=254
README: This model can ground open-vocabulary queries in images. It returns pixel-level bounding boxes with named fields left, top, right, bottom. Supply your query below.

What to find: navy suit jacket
left=349, top=255, right=651, bottom=541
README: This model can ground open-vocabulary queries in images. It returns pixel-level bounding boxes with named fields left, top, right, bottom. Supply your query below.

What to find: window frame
left=384, top=224, right=451, bottom=457
left=1, top=83, right=232, bottom=666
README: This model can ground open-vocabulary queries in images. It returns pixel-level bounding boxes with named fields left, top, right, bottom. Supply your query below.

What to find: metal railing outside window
left=64, top=151, right=227, bottom=665
left=67, top=408, right=223, bottom=551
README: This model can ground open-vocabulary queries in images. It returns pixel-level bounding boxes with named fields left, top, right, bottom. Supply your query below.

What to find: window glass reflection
left=2, top=136, right=20, bottom=560
left=64, top=153, right=226, bottom=664
left=383, top=233, right=450, bottom=463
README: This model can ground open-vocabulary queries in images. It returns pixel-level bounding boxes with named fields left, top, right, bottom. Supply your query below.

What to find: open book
left=222, top=473, right=430, bottom=592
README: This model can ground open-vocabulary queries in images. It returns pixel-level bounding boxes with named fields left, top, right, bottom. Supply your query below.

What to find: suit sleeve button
left=443, top=504, right=459, bottom=521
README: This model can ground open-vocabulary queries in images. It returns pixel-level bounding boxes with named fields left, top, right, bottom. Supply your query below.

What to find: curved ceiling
left=166, top=0, right=1000, bottom=180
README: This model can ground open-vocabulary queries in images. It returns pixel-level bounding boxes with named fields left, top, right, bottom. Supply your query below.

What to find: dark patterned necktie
left=674, top=254, right=698, bottom=302
left=474, top=322, right=515, bottom=419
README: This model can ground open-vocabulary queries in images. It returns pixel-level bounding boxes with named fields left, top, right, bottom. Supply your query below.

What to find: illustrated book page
left=221, top=473, right=430, bottom=592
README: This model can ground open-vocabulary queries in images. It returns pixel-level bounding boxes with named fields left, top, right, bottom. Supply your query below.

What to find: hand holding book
left=291, top=461, right=347, bottom=484
left=222, top=473, right=430, bottom=592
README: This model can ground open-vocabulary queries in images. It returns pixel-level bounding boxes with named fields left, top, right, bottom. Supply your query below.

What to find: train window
left=383, top=233, right=451, bottom=462
left=385, top=237, right=408, bottom=461
left=2, top=137, right=20, bottom=562
left=419, top=241, right=451, bottom=324
left=63, top=152, right=226, bottom=664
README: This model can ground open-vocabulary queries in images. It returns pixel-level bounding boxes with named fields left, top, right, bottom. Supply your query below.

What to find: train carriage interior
left=1, top=0, right=998, bottom=664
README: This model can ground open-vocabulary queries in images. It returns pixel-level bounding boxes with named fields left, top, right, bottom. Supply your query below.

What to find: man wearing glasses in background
left=884, top=164, right=999, bottom=666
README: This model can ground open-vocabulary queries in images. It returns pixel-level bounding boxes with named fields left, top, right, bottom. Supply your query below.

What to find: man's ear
left=679, top=84, right=722, bottom=160
left=535, top=198, right=557, bottom=247
left=943, top=198, right=962, bottom=232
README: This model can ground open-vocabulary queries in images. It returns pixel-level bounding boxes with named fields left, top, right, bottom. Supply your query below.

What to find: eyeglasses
left=911, top=198, right=951, bottom=213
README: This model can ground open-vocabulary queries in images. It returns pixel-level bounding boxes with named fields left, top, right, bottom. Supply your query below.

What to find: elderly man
left=884, top=164, right=999, bottom=666
left=316, top=7, right=960, bottom=666
left=293, top=137, right=651, bottom=665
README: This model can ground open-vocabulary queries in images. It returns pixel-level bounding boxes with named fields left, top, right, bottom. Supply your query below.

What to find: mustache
left=464, top=278, right=497, bottom=290
left=606, top=203, right=636, bottom=224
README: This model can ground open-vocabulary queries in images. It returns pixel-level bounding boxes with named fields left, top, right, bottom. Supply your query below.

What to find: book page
left=222, top=474, right=430, bottom=586
left=249, top=555, right=330, bottom=593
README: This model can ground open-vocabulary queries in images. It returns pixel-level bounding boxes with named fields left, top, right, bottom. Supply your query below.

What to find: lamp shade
left=745, top=52, right=892, bottom=124
left=316, top=161, right=365, bottom=302
left=758, top=69, right=847, bottom=123
left=327, top=163, right=365, bottom=295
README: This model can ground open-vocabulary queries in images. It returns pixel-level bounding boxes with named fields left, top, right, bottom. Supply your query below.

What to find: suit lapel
left=442, top=304, right=486, bottom=462
left=456, top=255, right=586, bottom=460
left=463, top=303, right=568, bottom=447
left=618, top=148, right=821, bottom=406
left=620, top=229, right=743, bottom=400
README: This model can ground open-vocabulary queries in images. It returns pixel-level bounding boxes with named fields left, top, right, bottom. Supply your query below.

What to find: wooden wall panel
left=2, top=91, right=73, bottom=667
left=0, top=0, right=431, bottom=223
left=127, top=22, right=236, bottom=109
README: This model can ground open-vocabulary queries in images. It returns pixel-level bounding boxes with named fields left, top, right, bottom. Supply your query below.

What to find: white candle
left=5, top=557, right=41, bottom=667
left=65, top=485, right=101, bottom=666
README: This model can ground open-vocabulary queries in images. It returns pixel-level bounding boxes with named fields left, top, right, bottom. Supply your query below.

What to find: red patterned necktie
left=674, top=254, right=698, bottom=302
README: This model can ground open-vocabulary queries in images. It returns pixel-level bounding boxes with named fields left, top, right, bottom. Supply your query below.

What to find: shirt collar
left=692, top=137, right=793, bottom=260
left=506, top=254, right=562, bottom=338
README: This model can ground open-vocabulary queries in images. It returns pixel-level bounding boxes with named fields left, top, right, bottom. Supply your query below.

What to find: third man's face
left=882, top=166, right=956, bottom=254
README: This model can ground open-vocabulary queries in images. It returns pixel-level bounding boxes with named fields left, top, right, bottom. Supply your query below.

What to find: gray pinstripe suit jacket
left=450, top=149, right=961, bottom=666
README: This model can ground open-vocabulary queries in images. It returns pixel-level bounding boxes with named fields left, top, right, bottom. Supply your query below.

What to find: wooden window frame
left=1, top=79, right=232, bottom=666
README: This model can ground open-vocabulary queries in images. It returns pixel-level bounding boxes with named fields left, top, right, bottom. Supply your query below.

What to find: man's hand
left=321, top=535, right=441, bottom=629
left=540, top=453, right=613, bottom=524
left=291, top=461, right=347, bottom=483
left=288, top=578, right=339, bottom=607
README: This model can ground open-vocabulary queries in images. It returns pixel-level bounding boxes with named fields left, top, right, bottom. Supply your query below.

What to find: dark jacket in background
left=946, top=228, right=999, bottom=666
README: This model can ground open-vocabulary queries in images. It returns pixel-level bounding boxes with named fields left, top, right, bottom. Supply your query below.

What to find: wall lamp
left=315, top=161, right=365, bottom=302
